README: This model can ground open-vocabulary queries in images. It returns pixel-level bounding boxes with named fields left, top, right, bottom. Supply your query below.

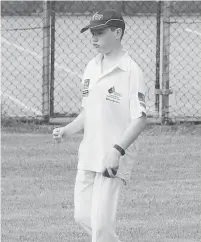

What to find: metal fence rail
left=1, top=1, right=201, bottom=124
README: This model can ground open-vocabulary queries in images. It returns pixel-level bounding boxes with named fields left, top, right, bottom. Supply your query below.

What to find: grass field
left=1, top=15, right=201, bottom=119
left=1, top=125, right=201, bottom=242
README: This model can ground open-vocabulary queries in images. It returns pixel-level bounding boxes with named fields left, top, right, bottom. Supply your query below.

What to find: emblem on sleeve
left=83, top=79, right=90, bottom=97
left=138, top=92, right=145, bottom=102
left=138, top=92, right=147, bottom=114
left=83, top=90, right=89, bottom=97
left=84, top=79, right=90, bottom=89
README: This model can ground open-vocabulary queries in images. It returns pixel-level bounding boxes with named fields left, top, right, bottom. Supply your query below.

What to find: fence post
left=155, top=0, right=161, bottom=118
left=50, top=1, right=56, bottom=117
left=161, top=1, right=171, bottom=124
left=42, top=0, right=51, bottom=122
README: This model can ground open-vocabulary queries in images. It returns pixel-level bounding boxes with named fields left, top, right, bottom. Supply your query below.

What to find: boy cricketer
left=53, top=9, right=147, bottom=242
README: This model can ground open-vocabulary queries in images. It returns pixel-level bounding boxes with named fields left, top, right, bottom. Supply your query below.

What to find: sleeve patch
left=138, top=92, right=145, bottom=102
left=83, top=90, right=89, bottom=97
left=140, top=102, right=146, bottom=109
left=84, top=79, right=90, bottom=89
left=141, top=111, right=147, bottom=117
left=82, top=79, right=90, bottom=97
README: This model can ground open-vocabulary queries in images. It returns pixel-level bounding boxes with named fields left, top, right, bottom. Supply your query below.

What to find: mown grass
left=1, top=125, right=201, bottom=241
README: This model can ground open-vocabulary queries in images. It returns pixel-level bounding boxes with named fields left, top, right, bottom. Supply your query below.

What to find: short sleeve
left=81, top=64, right=90, bottom=108
left=129, top=65, right=147, bottom=119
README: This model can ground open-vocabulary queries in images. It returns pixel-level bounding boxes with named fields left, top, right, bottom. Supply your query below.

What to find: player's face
left=90, top=27, right=121, bottom=54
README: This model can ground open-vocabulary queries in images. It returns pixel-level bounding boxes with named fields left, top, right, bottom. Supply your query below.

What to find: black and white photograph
left=1, top=1, right=201, bottom=241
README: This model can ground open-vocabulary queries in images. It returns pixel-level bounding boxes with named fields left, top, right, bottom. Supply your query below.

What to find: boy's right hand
left=52, top=127, right=65, bottom=143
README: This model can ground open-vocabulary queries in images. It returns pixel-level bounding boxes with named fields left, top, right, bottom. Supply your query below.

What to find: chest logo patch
left=108, top=86, right=115, bottom=94
left=106, top=86, right=122, bottom=104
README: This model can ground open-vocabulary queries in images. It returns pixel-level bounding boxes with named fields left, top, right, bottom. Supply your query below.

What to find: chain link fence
left=1, top=1, right=44, bottom=121
left=1, top=1, right=201, bottom=124
left=168, top=2, right=201, bottom=122
left=53, top=1, right=159, bottom=121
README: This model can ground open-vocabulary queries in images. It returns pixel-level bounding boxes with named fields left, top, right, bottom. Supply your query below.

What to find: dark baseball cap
left=81, top=9, right=125, bottom=33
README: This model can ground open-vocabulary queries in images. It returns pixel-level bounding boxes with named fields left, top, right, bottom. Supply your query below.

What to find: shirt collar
left=118, top=51, right=130, bottom=71
left=95, top=50, right=130, bottom=72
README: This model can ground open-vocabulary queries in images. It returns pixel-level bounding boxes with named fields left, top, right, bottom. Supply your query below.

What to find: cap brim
left=80, top=24, right=91, bottom=33
left=81, top=23, right=109, bottom=33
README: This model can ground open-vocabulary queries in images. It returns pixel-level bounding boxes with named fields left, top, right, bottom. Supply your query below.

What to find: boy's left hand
left=103, top=148, right=121, bottom=178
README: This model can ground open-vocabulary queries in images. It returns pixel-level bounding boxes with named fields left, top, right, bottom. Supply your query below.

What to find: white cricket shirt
left=78, top=52, right=146, bottom=183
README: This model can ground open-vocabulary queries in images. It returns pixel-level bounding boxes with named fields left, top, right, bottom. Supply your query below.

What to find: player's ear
left=115, top=28, right=122, bottom=40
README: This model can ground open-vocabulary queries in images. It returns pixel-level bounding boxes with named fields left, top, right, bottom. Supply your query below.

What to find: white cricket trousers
left=74, top=170, right=123, bottom=242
